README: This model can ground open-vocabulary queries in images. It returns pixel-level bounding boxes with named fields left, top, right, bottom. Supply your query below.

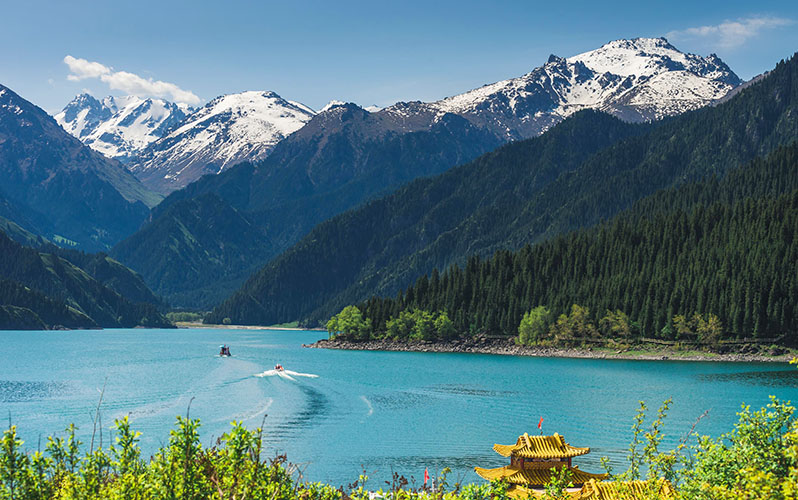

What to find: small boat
left=274, top=364, right=284, bottom=371
left=219, top=345, right=231, bottom=357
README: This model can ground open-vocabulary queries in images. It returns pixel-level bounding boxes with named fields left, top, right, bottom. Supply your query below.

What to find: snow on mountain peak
left=130, top=90, right=316, bottom=194
left=320, top=100, right=348, bottom=112
left=55, top=94, right=190, bottom=162
left=430, top=37, right=741, bottom=139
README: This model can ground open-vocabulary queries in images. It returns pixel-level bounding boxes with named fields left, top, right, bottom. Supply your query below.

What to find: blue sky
left=2, top=0, right=797, bottom=113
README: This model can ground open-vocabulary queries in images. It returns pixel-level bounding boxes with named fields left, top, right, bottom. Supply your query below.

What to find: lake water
left=2, top=328, right=797, bottom=488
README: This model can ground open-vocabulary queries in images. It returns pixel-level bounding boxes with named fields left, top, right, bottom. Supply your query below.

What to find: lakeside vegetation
left=2, top=396, right=797, bottom=499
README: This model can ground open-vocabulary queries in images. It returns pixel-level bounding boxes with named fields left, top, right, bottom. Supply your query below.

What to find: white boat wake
left=254, top=369, right=319, bottom=381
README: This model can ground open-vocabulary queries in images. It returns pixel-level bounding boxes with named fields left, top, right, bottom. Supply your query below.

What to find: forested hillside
left=0, top=231, right=171, bottom=329
left=207, top=53, right=798, bottom=327
left=111, top=193, right=273, bottom=307
left=355, top=142, right=798, bottom=342
left=113, top=108, right=502, bottom=308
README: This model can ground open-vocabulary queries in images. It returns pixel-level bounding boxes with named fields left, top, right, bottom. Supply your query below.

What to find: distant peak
left=256, top=90, right=281, bottom=99
left=208, top=90, right=283, bottom=104
left=320, top=100, right=348, bottom=113
left=547, top=54, right=565, bottom=64
left=606, top=36, right=671, bottom=47
left=69, top=92, right=101, bottom=105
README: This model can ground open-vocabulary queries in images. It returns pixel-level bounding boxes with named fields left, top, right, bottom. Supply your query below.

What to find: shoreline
left=176, top=322, right=324, bottom=331
left=305, top=337, right=796, bottom=363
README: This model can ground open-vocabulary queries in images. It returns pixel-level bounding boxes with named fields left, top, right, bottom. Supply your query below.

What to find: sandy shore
left=305, top=337, right=795, bottom=363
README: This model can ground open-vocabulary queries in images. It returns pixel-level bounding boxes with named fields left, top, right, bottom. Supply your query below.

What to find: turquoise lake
left=2, top=328, right=798, bottom=487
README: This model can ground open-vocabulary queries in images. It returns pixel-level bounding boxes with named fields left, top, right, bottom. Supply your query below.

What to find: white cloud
left=64, top=55, right=111, bottom=81
left=63, top=55, right=200, bottom=105
left=667, top=16, right=794, bottom=50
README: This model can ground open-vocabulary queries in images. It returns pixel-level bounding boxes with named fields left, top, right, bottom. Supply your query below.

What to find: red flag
left=538, top=417, right=544, bottom=429
left=424, top=467, right=429, bottom=485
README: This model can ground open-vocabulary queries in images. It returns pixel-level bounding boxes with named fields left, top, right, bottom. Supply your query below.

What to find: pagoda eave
left=474, top=465, right=608, bottom=487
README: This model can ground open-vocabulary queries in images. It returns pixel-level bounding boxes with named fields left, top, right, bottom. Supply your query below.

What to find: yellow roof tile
left=474, top=466, right=608, bottom=487
left=493, top=433, right=590, bottom=459
left=578, top=479, right=676, bottom=499
left=506, top=485, right=583, bottom=499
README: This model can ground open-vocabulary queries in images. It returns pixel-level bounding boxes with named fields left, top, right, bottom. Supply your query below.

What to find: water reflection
left=696, top=370, right=798, bottom=387
left=427, top=384, right=521, bottom=398
left=271, top=383, right=331, bottom=438
left=370, top=391, right=433, bottom=410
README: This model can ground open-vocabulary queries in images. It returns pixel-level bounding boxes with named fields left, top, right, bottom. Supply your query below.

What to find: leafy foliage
left=0, top=416, right=342, bottom=500
left=3, top=399, right=798, bottom=498
left=679, top=397, right=798, bottom=499
left=326, top=306, right=371, bottom=340
left=382, top=309, right=456, bottom=341
left=518, top=306, right=551, bottom=345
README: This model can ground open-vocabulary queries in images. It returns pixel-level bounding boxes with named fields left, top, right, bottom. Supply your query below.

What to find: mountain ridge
left=55, top=94, right=190, bottom=163
left=0, top=84, right=160, bottom=250
left=128, top=90, right=316, bottom=194
left=204, top=52, right=796, bottom=326
left=111, top=37, right=744, bottom=308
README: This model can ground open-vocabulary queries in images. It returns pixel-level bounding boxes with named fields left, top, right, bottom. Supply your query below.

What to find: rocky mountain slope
left=129, top=91, right=315, bottom=193
left=0, top=230, right=171, bottom=330
left=0, top=84, right=160, bottom=250
left=112, top=106, right=501, bottom=307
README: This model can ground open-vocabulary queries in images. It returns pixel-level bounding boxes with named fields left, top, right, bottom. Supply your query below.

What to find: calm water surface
left=2, top=328, right=797, bottom=487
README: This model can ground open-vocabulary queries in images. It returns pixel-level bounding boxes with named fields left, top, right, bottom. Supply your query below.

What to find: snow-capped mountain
left=0, top=84, right=158, bottom=250
left=55, top=94, right=190, bottom=162
left=54, top=93, right=113, bottom=139
left=130, top=91, right=315, bottom=194
left=428, top=37, right=741, bottom=139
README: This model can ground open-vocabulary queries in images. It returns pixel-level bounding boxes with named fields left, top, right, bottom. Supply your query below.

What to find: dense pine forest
left=348, top=142, right=798, bottom=344
left=207, top=53, right=798, bottom=328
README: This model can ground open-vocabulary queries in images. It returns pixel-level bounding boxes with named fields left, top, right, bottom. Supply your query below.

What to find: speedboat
left=219, top=345, right=231, bottom=357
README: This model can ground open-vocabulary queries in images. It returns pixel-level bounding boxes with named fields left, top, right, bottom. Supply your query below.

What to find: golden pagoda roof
left=474, top=466, right=608, bottom=487
left=493, top=433, right=590, bottom=459
left=505, top=485, right=582, bottom=499
left=578, top=479, right=676, bottom=499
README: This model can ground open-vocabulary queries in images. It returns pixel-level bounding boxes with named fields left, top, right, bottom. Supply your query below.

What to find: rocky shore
left=304, top=336, right=795, bottom=363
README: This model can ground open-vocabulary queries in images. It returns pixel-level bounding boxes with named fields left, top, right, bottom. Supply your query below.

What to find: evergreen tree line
left=354, top=143, right=798, bottom=344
